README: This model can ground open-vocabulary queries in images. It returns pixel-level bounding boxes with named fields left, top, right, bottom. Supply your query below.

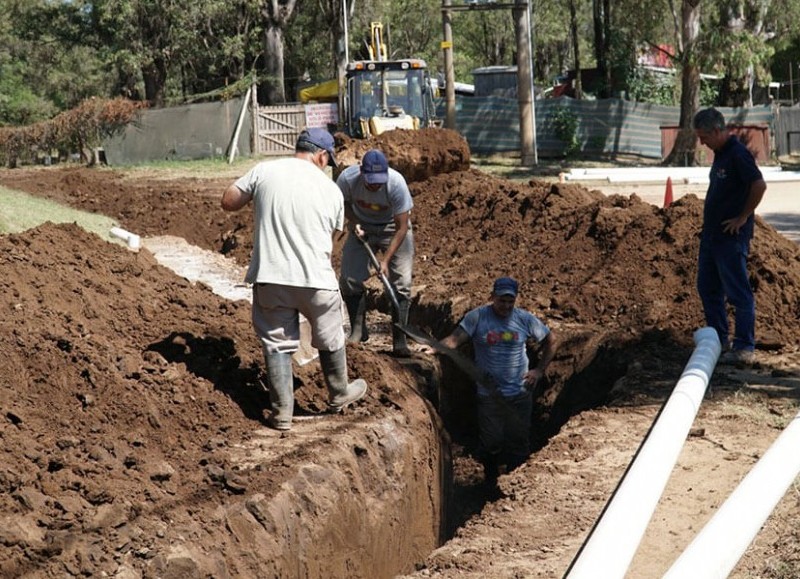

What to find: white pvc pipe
left=566, top=166, right=783, bottom=183
left=565, top=327, right=721, bottom=579
left=110, top=226, right=141, bottom=250
left=663, top=409, right=800, bottom=579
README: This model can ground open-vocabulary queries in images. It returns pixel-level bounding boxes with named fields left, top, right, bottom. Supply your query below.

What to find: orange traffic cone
left=663, top=176, right=674, bottom=208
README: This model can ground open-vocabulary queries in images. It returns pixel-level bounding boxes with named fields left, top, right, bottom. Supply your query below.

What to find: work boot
left=391, top=298, right=411, bottom=357
left=344, top=294, right=369, bottom=343
left=482, top=453, right=501, bottom=488
left=718, top=349, right=755, bottom=367
left=266, top=352, right=294, bottom=431
left=319, top=347, right=368, bottom=413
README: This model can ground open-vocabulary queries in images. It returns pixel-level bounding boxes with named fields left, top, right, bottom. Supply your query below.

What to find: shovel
left=393, top=323, right=497, bottom=388
left=354, top=231, right=402, bottom=316
left=354, top=232, right=496, bottom=389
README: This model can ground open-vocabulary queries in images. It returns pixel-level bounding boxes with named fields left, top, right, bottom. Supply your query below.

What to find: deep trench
left=147, top=245, right=657, bottom=577
left=403, top=301, right=637, bottom=558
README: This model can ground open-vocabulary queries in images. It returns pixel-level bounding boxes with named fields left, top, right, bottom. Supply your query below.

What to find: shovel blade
left=394, top=324, right=494, bottom=387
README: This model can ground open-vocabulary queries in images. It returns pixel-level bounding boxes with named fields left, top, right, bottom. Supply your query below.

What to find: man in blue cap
left=436, top=277, right=557, bottom=487
left=693, top=108, right=766, bottom=366
left=221, top=128, right=368, bottom=431
left=336, top=148, right=415, bottom=356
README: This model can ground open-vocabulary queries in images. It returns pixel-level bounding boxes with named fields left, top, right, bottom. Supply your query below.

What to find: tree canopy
left=3, top=0, right=800, bottom=126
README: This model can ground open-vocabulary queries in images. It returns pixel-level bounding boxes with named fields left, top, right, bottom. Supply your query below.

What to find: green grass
left=0, top=185, right=120, bottom=241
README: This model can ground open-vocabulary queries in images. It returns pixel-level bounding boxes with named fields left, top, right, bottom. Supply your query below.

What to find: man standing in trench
left=434, top=277, right=557, bottom=486
left=337, top=149, right=414, bottom=356
left=693, top=108, right=767, bottom=365
left=221, top=128, right=368, bottom=431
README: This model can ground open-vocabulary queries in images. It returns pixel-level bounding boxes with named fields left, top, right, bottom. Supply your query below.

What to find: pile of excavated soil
left=0, top=222, right=438, bottom=577
left=2, top=124, right=800, bottom=577
left=334, top=127, right=471, bottom=183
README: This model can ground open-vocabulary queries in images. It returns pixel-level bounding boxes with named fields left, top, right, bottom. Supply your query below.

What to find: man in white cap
left=336, top=148, right=415, bottom=356
left=221, top=128, right=368, bottom=431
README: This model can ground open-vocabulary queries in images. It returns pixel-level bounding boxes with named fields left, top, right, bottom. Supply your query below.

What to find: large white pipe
left=663, top=409, right=800, bottom=579
left=687, top=171, right=800, bottom=185
left=564, top=327, right=721, bottom=579
left=566, top=166, right=783, bottom=183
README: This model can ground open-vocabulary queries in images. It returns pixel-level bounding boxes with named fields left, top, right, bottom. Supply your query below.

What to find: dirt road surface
left=1, top=131, right=799, bottom=578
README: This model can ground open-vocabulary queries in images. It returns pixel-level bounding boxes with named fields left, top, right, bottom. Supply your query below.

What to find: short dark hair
left=296, top=141, right=324, bottom=155
left=693, top=108, right=726, bottom=132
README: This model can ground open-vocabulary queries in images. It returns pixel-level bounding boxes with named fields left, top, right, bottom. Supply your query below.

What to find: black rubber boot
left=482, top=453, right=501, bottom=488
left=391, top=298, right=411, bottom=356
left=319, top=348, right=368, bottom=413
left=344, top=294, right=369, bottom=343
left=266, top=352, right=294, bottom=431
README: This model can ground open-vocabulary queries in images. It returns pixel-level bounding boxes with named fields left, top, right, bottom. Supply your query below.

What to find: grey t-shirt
left=336, top=165, right=413, bottom=225
left=234, top=158, right=344, bottom=289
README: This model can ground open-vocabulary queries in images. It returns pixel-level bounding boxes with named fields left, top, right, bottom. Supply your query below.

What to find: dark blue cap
left=493, top=277, right=518, bottom=297
left=297, top=128, right=337, bottom=167
left=361, top=149, right=389, bottom=185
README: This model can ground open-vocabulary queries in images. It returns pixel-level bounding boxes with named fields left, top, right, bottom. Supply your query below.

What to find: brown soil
left=1, top=127, right=799, bottom=578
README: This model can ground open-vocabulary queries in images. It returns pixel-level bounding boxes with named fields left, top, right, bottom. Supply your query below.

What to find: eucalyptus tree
left=664, top=0, right=704, bottom=165
left=703, top=0, right=771, bottom=106
left=260, top=0, right=299, bottom=103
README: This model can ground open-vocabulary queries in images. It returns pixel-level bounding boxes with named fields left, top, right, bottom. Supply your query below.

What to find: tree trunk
left=593, top=0, right=608, bottom=97
left=260, top=0, right=298, bottom=105
left=664, top=0, right=702, bottom=166
left=569, top=0, right=582, bottom=99
left=142, top=57, right=168, bottom=107
left=263, top=24, right=286, bottom=104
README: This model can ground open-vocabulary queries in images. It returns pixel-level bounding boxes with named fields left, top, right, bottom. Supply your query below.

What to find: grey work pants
left=339, top=222, right=414, bottom=300
left=477, top=390, right=533, bottom=461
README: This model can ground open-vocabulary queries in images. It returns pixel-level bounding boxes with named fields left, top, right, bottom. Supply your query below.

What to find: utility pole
left=442, top=0, right=456, bottom=129
left=514, top=0, right=536, bottom=165
left=337, top=0, right=350, bottom=127
left=441, top=1, right=537, bottom=164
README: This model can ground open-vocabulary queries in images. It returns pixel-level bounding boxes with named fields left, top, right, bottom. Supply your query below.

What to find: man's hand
left=722, top=215, right=748, bottom=235
left=523, top=368, right=544, bottom=386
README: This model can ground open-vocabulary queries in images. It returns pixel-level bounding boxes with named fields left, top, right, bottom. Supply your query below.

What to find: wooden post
left=515, top=0, right=536, bottom=165
left=442, top=0, right=456, bottom=130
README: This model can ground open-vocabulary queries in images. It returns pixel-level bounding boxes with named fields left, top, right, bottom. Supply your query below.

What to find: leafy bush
left=0, top=98, right=146, bottom=168
left=552, top=105, right=580, bottom=158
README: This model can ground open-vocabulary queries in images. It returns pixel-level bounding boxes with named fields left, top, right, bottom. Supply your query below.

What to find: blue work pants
left=697, top=234, right=755, bottom=352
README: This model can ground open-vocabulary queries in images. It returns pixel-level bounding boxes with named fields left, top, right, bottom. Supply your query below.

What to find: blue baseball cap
left=296, top=128, right=337, bottom=167
left=493, top=277, right=518, bottom=297
left=361, top=149, right=389, bottom=185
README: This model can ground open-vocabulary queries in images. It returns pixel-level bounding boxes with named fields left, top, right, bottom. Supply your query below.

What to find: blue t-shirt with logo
left=458, top=305, right=550, bottom=398
left=703, top=135, right=763, bottom=241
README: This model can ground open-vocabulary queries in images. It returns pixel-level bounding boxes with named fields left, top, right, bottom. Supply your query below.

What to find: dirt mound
left=408, top=169, right=800, bottom=349
left=0, top=222, right=424, bottom=577
left=3, top=161, right=800, bottom=577
left=334, top=127, right=471, bottom=183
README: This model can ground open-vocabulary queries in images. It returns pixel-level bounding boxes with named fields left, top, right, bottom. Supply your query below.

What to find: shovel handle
left=354, top=232, right=402, bottom=315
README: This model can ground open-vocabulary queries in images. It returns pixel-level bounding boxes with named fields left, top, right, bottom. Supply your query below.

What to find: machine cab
left=344, top=59, right=438, bottom=138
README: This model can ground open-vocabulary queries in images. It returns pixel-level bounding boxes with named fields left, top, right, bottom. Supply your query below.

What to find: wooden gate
left=253, top=102, right=307, bottom=156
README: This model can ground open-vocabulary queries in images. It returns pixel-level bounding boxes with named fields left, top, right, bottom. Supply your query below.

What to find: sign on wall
left=305, top=104, right=338, bottom=129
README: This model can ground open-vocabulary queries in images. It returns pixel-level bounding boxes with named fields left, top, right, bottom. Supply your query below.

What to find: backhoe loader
left=343, top=22, right=439, bottom=138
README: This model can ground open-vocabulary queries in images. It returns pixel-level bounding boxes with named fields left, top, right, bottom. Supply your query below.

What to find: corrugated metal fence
left=439, top=96, right=775, bottom=160
left=103, top=95, right=782, bottom=165
left=774, top=106, right=800, bottom=157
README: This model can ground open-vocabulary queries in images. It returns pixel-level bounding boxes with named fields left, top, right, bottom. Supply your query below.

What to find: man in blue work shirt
left=693, top=108, right=767, bottom=366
